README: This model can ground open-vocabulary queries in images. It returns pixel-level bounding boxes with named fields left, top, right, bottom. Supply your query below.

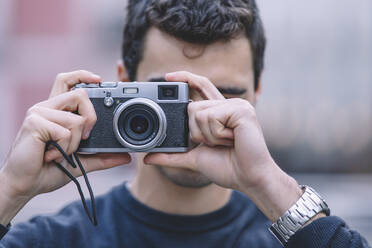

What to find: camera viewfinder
left=158, top=85, right=178, bottom=100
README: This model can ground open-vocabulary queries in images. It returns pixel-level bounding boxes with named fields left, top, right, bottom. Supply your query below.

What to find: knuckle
left=195, top=111, right=205, bottom=123
left=190, top=132, right=202, bottom=143
left=243, top=102, right=254, bottom=112
left=88, top=110, right=97, bottom=122
left=189, top=133, right=196, bottom=142
left=24, top=114, right=40, bottom=129
left=55, top=72, right=67, bottom=81
left=207, top=111, right=216, bottom=122
left=234, top=99, right=254, bottom=112
left=242, top=104, right=256, bottom=118
left=91, top=113, right=98, bottom=124
left=187, top=102, right=197, bottom=114
left=83, top=111, right=97, bottom=126
left=26, top=106, right=40, bottom=116
left=76, top=69, right=88, bottom=75
left=61, top=129, right=72, bottom=140
left=74, top=115, right=86, bottom=128
left=74, top=88, right=88, bottom=99
left=232, top=98, right=247, bottom=105
left=179, top=70, right=189, bottom=76
left=199, top=76, right=210, bottom=83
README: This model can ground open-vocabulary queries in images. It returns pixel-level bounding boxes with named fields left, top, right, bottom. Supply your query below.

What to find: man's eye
left=223, top=94, right=242, bottom=99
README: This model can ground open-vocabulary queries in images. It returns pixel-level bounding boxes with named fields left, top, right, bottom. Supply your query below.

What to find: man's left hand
left=145, top=71, right=303, bottom=222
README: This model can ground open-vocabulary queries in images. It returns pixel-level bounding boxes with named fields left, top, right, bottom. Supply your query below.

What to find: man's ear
left=254, top=78, right=263, bottom=104
left=117, top=60, right=130, bottom=82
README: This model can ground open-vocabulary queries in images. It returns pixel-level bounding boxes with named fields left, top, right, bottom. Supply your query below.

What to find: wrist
left=240, top=164, right=302, bottom=222
left=269, top=185, right=329, bottom=245
left=0, top=171, right=31, bottom=225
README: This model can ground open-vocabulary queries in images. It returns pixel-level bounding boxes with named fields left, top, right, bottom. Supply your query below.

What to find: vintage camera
left=76, top=82, right=189, bottom=153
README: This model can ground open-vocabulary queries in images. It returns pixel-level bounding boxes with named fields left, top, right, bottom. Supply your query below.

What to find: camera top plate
left=75, top=82, right=189, bottom=103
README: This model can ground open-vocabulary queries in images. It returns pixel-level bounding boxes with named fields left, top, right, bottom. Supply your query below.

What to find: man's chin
left=155, top=166, right=212, bottom=188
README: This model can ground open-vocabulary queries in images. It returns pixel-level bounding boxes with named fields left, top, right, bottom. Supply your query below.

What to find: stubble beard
left=155, top=166, right=212, bottom=188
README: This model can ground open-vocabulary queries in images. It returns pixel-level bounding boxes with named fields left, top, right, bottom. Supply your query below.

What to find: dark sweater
left=0, top=183, right=370, bottom=247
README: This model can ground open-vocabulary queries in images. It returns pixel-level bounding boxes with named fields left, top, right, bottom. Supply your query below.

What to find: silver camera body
left=76, top=82, right=189, bottom=153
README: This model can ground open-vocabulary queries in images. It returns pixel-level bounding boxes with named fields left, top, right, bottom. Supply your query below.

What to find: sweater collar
left=113, top=183, right=255, bottom=232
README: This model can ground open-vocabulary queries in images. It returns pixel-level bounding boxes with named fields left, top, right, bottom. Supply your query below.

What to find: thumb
left=78, top=153, right=132, bottom=174
left=144, top=149, right=199, bottom=171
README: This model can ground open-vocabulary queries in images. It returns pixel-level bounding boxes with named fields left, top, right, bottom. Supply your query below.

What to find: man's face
left=122, top=27, right=258, bottom=188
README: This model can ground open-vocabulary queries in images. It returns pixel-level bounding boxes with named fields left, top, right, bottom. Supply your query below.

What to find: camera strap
left=46, top=140, right=98, bottom=226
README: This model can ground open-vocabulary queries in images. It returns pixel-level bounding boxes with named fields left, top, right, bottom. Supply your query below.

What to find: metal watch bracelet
left=269, top=185, right=330, bottom=246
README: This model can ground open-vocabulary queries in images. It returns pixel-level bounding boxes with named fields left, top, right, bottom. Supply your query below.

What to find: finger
left=145, top=142, right=233, bottom=175
left=189, top=99, right=225, bottom=110
left=39, top=89, right=97, bottom=139
left=28, top=107, right=85, bottom=154
left=50, top=70, right=101, bottom=98
left=64, top=153, right=132, bottom=178
left=195, top=109, right=233, bottom=146
left=24, top=114, right=72, bottom=163
left=144, top=145, right=226, bottom=172
left=188, top=100, right=227, bottom=144
left=45, top=131, right=72, bottom=163
left=188, top=103, right=206, bottom=144
left=165, top=71, right=225, bottom=100
left=201, top=104, right=234, bottom=141
left=144, top=150, right=197, bottom=170
left=213, top=98, right=256, bottom=129
left=209, top=117, right=234, bottom=141
left=194, top=110, right=214, bottom=145
left=46, top=153, right=132, bottom=184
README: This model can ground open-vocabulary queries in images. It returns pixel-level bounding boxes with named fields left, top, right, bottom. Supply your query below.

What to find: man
left=0, top=0, right=370, bottom=247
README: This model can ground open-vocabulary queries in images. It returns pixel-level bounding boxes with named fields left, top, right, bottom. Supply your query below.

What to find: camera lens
left=113, top=98, right=167, bottom=151
left=119, top=105, right=158, bottom=144
left=130, top=115, right=149, bottom=134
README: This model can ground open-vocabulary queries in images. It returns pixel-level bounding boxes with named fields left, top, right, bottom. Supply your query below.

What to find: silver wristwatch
left=269, top=185, right=330, bottom=246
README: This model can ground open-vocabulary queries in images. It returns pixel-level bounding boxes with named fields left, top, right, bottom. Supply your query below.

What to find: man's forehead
left=142, top=28, right=251, bottom=57
left=137, top=27, right=255, bottom=91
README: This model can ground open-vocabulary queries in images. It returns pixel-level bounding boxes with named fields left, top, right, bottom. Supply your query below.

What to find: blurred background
left=0, top=0, right=371, bottom=242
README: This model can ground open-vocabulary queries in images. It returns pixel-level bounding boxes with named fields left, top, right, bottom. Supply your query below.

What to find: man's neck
left=128, top=159, right=232, bottom=215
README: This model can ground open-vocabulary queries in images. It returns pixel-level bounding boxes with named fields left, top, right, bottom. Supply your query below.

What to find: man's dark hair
left=122, top=0, right=266, bottom=90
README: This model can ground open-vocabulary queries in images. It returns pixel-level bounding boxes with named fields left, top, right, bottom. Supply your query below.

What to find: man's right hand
left=0, top=71, right=131, bottom=226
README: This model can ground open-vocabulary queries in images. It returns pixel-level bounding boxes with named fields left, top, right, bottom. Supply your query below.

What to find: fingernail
left=92, top=74, right=101, bottom=79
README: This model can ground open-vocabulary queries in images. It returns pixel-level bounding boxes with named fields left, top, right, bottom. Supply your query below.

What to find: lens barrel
left=113, top=98, right=167, bottom=151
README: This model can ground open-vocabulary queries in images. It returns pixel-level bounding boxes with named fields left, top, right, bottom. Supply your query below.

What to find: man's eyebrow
left=148, top=77, right=167, bottom=82
left=217, top=87, right=247, bottom=95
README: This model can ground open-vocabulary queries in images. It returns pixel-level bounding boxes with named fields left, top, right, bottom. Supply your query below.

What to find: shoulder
left=1, top=184, right=128, bottom=248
